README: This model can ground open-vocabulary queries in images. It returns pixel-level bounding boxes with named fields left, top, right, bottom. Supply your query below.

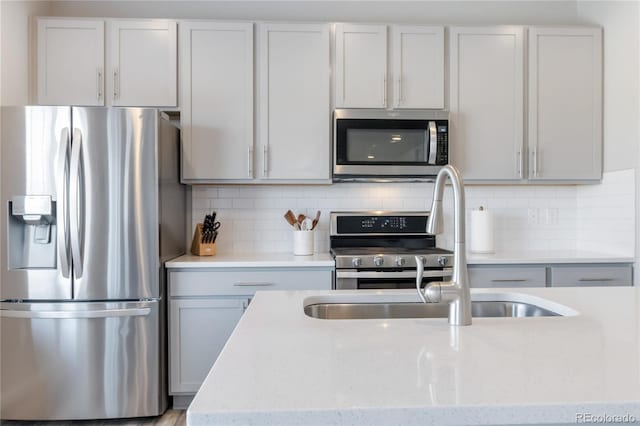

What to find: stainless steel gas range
left=330, top=211, right=453, bottom=290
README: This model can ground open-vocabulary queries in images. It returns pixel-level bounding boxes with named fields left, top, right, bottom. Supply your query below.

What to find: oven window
left=357, top=276, right=446, bottom=290
left=336, top=119, right=430, bottom=165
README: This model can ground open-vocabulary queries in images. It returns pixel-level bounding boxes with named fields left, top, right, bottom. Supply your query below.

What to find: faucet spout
left=417, top=165, right=472, bottom=326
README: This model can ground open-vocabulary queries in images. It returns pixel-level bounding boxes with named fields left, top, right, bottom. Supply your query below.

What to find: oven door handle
left=336, top=269, right=452, bottom=279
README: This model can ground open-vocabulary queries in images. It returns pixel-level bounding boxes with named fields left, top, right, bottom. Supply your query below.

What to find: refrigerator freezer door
left=0, top=106, right=73, bottom=300
left=71, top=108, right=159, bottom=300
left=0, top=300, right=164, bottom=420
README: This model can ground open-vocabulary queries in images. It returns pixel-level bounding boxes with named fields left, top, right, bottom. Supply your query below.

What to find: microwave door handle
left=428, top=121, right=437, bottom=164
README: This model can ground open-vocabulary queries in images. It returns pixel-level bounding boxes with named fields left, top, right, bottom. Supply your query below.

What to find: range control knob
left=373, top=256, right=384, bottom=267
left=352, top=257, right=362, bottom=268
left=395, top=257, right=406, bottom=267
left=437, top=256, right=448, bottom=267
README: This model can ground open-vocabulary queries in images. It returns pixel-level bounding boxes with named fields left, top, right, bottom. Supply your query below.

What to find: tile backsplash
left=190, top=169, right=635, bottom=256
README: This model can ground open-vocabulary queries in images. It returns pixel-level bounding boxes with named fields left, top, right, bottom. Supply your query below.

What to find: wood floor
left=0, top=409, right=185, bottom=426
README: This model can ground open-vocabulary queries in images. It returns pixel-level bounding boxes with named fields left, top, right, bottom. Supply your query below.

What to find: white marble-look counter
left=165, top=253, right=334, bottom=269
left=467, top=249, right=634, bottom=265
left=188, top=287, right=640, bottom=425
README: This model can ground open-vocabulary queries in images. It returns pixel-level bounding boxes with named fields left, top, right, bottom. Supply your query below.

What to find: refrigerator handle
left=70, top=129, right=84, bottom=279
left=0, top=307, right=151, bottom=319
left=56, top=128, right=71, bottom=278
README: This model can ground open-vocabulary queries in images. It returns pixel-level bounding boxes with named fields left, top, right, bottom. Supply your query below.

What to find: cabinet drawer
left=550, top=265, right=632, bottom=287
left=469, top=266, right=546, bottom=288
left=169, top=269, right=333, bottom=296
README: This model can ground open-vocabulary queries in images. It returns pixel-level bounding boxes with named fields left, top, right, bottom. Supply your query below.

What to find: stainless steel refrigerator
left=0, top=107, right=186, bottom=420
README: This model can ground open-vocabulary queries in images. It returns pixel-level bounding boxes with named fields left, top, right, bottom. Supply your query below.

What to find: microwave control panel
left=434, top=121, right=448, bottom=165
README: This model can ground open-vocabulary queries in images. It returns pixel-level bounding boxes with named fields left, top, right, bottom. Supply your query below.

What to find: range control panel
left=332, top=212, right=429, bottom=235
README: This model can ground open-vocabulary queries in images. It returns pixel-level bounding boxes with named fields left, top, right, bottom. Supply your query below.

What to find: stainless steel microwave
left=333, top=109, right=449, bottom=181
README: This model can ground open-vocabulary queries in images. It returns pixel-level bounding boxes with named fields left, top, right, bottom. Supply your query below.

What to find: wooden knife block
left=191, top=223, right=217, bottom=256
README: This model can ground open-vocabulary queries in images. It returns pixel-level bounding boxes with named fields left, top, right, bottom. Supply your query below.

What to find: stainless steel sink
left=304, top=300, right=561, bottom=320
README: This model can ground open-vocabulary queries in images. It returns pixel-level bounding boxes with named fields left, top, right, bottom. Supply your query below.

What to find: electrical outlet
left=527, top=208, right=538, bottom=225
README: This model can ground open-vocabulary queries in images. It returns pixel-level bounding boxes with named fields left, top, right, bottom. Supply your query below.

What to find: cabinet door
left=180, top=22, right=253, bottom=181
left=169, top=297, right=249, bottom=394
left=550, top=265, right=632, bottom=287
left=391, top=26, right=444, bottom=109
left=258, top=23, right=330, bottom=181
left=469, top=265, right=546, bottom=288
left=449, top=27, right=524, bottom=181
left=109, top=20, right=177, bottom=106
left=528, top=27, right=602, bottom=181
left=334, top=24, right=387, bottom=108
left=37, top=19, right=104, bottom=106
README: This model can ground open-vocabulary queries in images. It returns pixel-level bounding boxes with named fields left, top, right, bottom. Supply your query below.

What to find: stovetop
left=329, top=211, right=453, bottom=269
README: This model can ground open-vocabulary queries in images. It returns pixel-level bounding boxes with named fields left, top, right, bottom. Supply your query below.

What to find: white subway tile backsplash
left=190, top=170, right=635, bottom=256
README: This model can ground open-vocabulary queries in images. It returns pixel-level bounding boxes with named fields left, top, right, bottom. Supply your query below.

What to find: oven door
left=334, top=269, right=452, bottom=290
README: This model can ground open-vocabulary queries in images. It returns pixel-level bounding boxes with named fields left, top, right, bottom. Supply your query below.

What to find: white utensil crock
left=293, top=230, right=314, bottom=256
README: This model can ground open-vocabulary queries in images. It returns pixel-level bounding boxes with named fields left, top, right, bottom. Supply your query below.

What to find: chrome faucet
left=415, top=165, right=472, bottom=326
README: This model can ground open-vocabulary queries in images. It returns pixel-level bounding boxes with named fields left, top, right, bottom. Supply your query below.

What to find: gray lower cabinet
left=469, top=265, right=546, bottom=288
left=469, top=263, right=633, bottom=288
left=168, top=267, right=332, bottom=396
left=169, top=297, right=249, bottom=394
left=550, top=265, right=633, bottom=287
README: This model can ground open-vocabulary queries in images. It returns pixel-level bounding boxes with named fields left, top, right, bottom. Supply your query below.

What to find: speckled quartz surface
left=165, top=253, right=334, bottom=268
left=467, top=249, right=634, bottom=264
left=188, top=287, right=640, bottom=426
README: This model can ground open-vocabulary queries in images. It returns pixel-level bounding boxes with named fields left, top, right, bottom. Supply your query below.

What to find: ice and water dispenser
left=7, top=195, right=57, bottom=269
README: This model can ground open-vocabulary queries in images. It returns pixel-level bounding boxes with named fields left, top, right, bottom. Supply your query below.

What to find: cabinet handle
left=113, top=68, right=119, bottom=100
left=382, top=74, right=387, bottom=107
left=96, top=68, right=103, bottom=100
left=491, top=279, right=528, bottom=283
left=262, top=145, right=268, bottom=177
left=531, top=149, right=538, bottom=178
left=248, top=146, right=253, bottom=177
left=398, top=77, right=403, bottom=104
left=578, top=278, right=615, bottom=282
left=517, top=151, right=522, bottom=178
left=233, top=282, right=276, bottom=287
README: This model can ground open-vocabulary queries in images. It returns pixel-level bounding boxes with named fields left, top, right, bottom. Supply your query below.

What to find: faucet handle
left=415, top=256, right=427, bottom=303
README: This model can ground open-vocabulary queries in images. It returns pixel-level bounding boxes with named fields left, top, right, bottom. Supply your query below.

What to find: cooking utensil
left=302, top=218, right=313, bottom=231
left=284, top=210, right=297, bottom=228
left=311, top=210, right=321, bottom=230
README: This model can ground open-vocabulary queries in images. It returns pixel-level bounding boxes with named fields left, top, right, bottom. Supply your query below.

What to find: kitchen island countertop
left=188, top=287, right=640, bottom=425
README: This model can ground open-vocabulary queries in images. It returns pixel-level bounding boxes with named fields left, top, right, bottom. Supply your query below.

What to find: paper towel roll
left=470, top=207, right=494, bottom=253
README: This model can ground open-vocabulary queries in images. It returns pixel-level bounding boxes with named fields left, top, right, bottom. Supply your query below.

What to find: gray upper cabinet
left=335, top=23, right=444, bottom=109
left=449, top=26, right=524, bottom=181
left=334, top=23, right=388, bottom=108
left=450, top=25, right=602, bottom=183
left=391, top=25, right=444, bottom=109
left=37, top=18, right=177, bottom=107
left=257, top=23, right=331, bottom=182
left=179, top=22, right=254, bottom=182
left=108, top=20, right=177, bottom=107
left=528, top=27, right=603, bottom=181
left=37, top=18, right=105, bottom=106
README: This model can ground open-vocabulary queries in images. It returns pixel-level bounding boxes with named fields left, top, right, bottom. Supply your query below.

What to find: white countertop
left=165, top=253, right=334, bottom=269
left=188, top=287, right=640, bottom=425
left=167, top=250, right=633, bottom=270
left=467, top=249, right=634, bottom=264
